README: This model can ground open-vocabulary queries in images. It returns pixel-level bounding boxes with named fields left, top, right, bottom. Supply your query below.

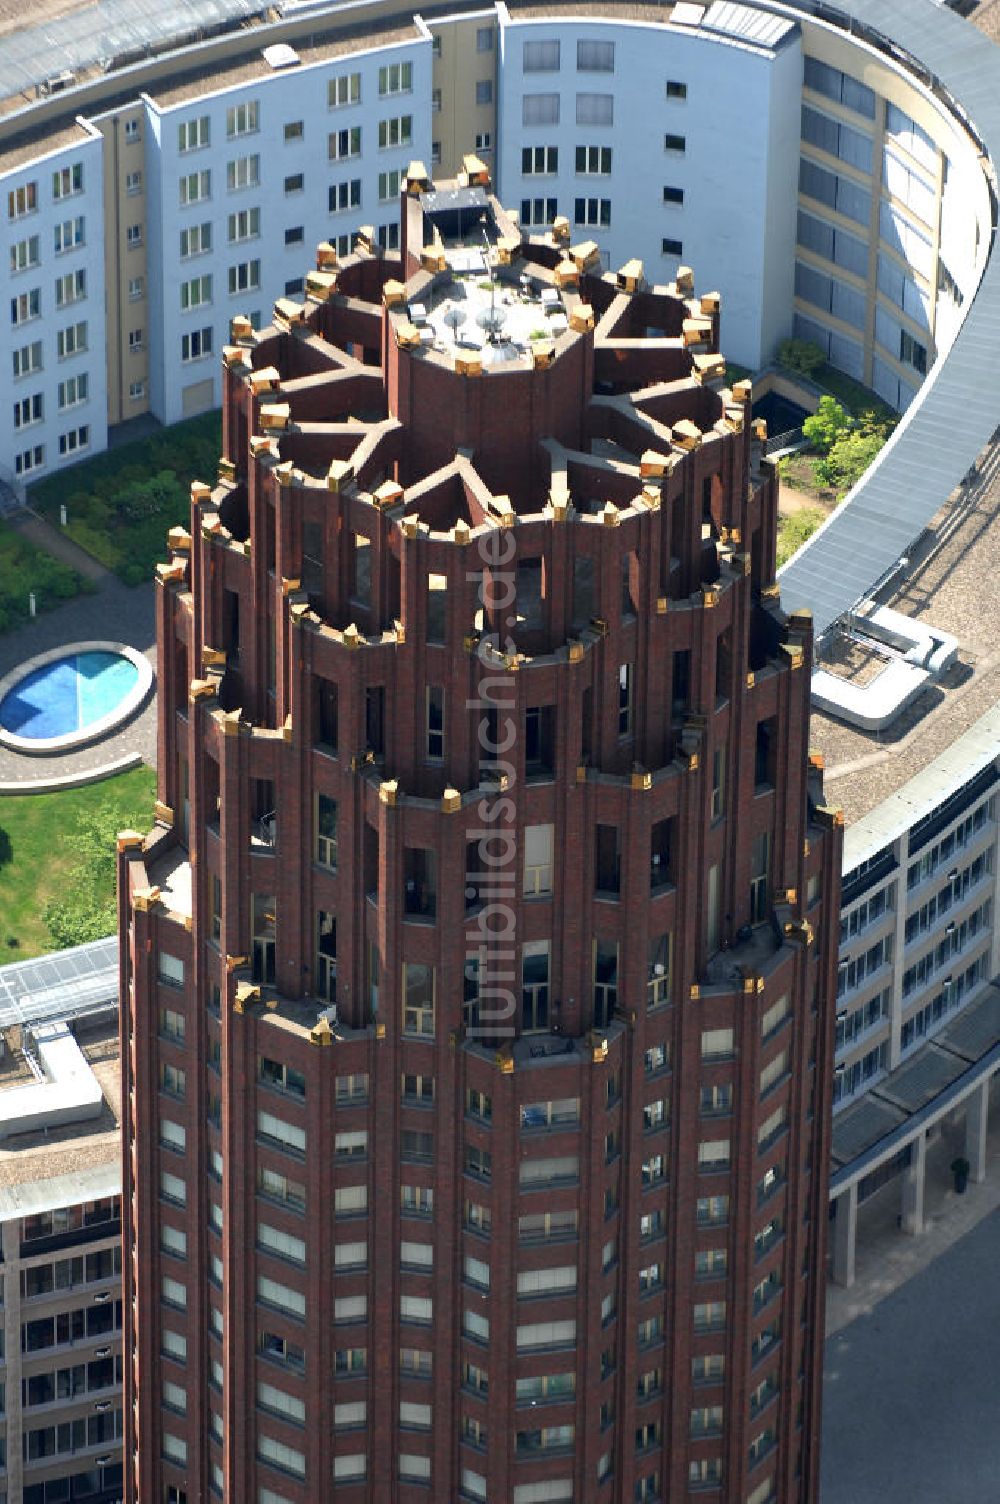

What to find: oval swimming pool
left=0, top=643, right=153, bottom=754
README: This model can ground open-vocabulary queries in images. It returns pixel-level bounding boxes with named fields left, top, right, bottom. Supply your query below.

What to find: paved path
left=822, top=1207, right=1000, bottom=1504
left=6, top=509, right=112, bottom=583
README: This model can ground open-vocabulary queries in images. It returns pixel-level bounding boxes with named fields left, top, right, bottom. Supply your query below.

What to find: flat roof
left=0, top=1013, right=121, bottom=1193
left=831, top=984, right=1000, bottom=1185
left=809, top=451, right=1000, bottom=832
left=149, top=20, right=423, bottom=110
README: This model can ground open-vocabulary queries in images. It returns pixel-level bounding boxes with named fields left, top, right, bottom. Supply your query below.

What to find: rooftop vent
left=262, top=43, right=300, bottom=70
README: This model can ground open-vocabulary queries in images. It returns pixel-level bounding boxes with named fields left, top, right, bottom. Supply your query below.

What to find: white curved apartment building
left=1, top=0, right=1000, bottom=1294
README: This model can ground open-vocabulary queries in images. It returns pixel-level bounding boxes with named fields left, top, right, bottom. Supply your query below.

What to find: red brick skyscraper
left=120, top=168, right=842, bottom=1504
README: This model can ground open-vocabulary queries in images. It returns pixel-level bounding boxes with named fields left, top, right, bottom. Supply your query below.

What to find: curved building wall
left=0, top=1, right=994, bottom=487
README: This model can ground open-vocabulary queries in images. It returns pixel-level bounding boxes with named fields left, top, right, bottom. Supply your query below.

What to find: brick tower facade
left=120, top=170, right=842, bottom=1504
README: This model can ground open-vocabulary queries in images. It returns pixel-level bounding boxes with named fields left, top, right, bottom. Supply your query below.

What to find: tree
left=802, top=395, right=851, bottom=456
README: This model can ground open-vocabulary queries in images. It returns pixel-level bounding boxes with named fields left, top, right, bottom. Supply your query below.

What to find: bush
left=30, top=410, right=222, bottom=585
left=0, top=521, right=86, bottom=634
left=802, top=395, right=851, bottom=456
left=815, top=428, right=887, bottom=497
left=776, top=337, right=826, bottom=378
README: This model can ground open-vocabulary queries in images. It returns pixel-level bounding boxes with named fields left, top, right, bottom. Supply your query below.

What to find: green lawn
left=30, top=410, right=222, bottom=586
left=0, top=765, right=156, bottom=960
left=0, top=520, right=90, bottom=635
left=777, top=507, right=827, bottom=568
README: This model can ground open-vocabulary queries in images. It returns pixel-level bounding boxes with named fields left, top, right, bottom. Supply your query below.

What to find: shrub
left=776, top=337, right=825, bottom=378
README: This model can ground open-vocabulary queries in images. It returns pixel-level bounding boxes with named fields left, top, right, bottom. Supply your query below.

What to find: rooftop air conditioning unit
left=319, top=1004, right=338, bottom=1027
left=38, top=70, right=75, bottom=95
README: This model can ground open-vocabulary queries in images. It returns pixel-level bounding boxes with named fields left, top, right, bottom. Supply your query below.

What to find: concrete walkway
left=826, top=1076, right=1000, bottom=1338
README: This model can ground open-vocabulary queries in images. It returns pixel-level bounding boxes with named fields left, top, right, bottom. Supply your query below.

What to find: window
left=228, top=208, right=261, bottom=242
left=126, top=170, right=142, bottom=195
left=329, top=72, right=361, bottom=108
left=618, top=663, right=633, bottom=735
left=182, top=327, right=213, bottom=362
left=379, top=62, right=412, bottom=96
left=523, top=823, right=554, bottom=896
left=258, top=1222, right=306, bottom=1265
left=664, top=131, right=686, bottom=153
left=576, top=93, right=613, bottom=126
left=10, top=234, right=40, bottom=273
left=522, top=93, right=560, bottom=126
left=521, top=940, right=550, bottom=1031
left=229, top=259, right=261, bottom=295
left=330, top=177, right=362, bottom=212
left=760, top=1050, right=789, bottom=1102
left=645, top=1042, right=668, bottom=1076
left=663, top=185, right=684, bottom=205
left=178, top=117, right=210, bottom=152
left=8, top=182, right=38, bottom=218
left=524, top=38, right=560, bottom=70
left=51, top=162, right=83, bottom=200
left=11, top=288, right=40, bottom=325
left=14, top=443, right=45, bottom=476
left=257, top=1110, right=306, bottom=1156
left=283, top=119, right=304, bottom=142
left=180, top=274, right=212, bottom=310
left=520, top=196, right=558, bottom=227
left=259, top=1056, right=306, bottom=1099
left=54, top=269, right=86, bottom=307
left=476, top=80, right=493, bottom=106
left=129, top=380, right=145, bottom=400
left=761, top=989, right=790, bottom=1040
left=694, top=1300, right=726, bottom=1333
left=13, top=339, right=43, bottom=378
left=379, top=169, right=402, bottom=202
left=285, top=225, right=304, bottom=246
left=701, top=1026, right=733, bottom=1061
left=576, top=144, right=611, bottom=175
left=465, top=1086, right=490, bottom=1120
left=697, top=1194, right=729, bottom=1226
left=179, top=170, right=210, bottom=205
left=476, top=131, right=492, bottom=154
left=402, top=962, right=435, bottom=1036
left=378, top=116, right=412, bottom=150
left=666, top=78, right=687, bottom=101
left=54, top=216, right=85, bottom=254
left=520, top=1154, right=578, bottom=1188
left=128, top=327, right=143, bottom=353
left=517, top=1319, right=575, bottom=1350
left=126, top=222, right=142, bottom=248
left=227, top=101, right=259, bottom=138
left=574, top=196, right=611, bottom=228
left=180, top=222, right=212, bottom=258
left=695, top=1247, right=728, bottom=1279
left=522, top=145, right=558, bottom=175
left=13, top=393, right=42, bottom=428
left=425, top=686, right=444, bottom=759
left=900, top=328, right=928, bottom=375
left=663, top=237, right=683, bottom=256
left=698, top=1138, right=731, bottom=1172
left=228, top=155, right=260, bottom=192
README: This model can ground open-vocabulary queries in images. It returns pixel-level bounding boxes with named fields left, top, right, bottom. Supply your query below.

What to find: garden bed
left=0, top=521, right=90, bottom=634
left=30, top=410, right=222, bottom=585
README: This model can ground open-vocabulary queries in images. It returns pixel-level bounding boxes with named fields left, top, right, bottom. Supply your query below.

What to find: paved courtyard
left=0, top=522, right=157, bottom=786
left=822, top=1205, right=1000, bottom=1503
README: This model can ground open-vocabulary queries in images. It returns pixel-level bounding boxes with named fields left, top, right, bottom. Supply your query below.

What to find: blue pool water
left=0, top=650, right=139, bottom=740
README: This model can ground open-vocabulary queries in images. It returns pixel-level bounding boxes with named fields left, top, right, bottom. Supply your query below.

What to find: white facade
left=143, top=32, right=433, bottom=426
left=0, top=124, right=107, bottom=489
left=496, top=9, right=802, bottom=369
